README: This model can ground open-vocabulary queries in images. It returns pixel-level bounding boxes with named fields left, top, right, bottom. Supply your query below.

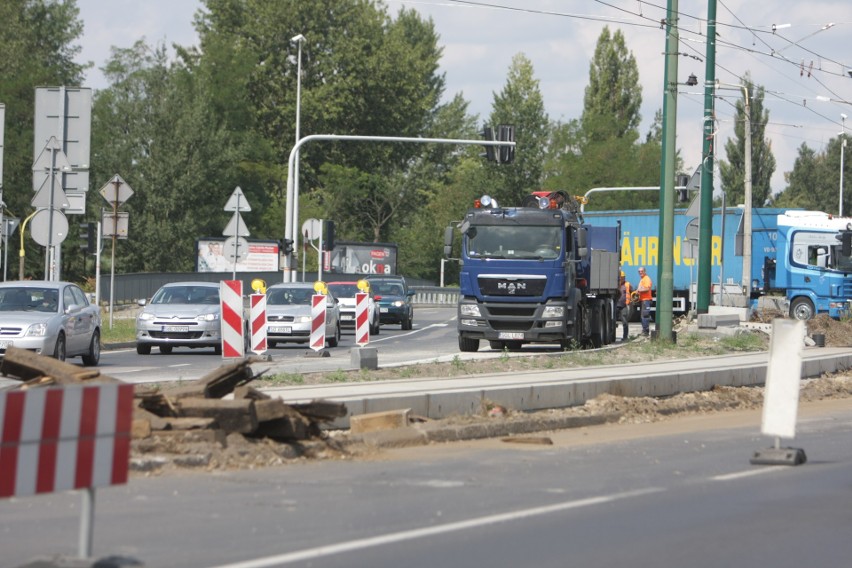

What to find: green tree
left=486, top=53, right=549, bottom=205
left=772, top=138, right=847, bottom=214
left=0, top=0, right=86, bottom=279
left=718, top=74, right=776, bottom=207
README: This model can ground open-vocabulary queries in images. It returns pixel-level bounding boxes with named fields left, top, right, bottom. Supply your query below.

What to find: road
left=4, top=397, right=851, bottom=567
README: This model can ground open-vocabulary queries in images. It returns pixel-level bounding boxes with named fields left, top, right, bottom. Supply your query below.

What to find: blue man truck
left=582, top=207, right=852, bottom=320
left=444, top=191, right=621, bottom=352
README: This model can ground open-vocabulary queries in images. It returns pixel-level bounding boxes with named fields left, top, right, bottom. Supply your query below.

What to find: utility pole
left=697, top=0, right=717, bottom=314
left=656, top=0, right=680, bottom=341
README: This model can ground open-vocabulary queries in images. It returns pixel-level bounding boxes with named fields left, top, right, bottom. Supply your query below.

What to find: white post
left=95, top=221, right=102, bottom=308
left=440, top=258, right=446, bottom=287
left=742, top=86, right=753, bottom=302
left=841, top=114, right=847, bottom=217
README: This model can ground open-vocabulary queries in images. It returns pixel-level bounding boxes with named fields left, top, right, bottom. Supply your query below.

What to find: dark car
left=366, top=275, right=414, bottom=330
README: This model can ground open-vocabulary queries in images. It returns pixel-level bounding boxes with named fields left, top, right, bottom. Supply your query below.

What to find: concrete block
left=351, top=347, right=378, bottom=370
left=708, top=305, right=750, bottom=321
left=698, top=313, right=742, bottom=328
left=350, top=408, right=411, bottom=434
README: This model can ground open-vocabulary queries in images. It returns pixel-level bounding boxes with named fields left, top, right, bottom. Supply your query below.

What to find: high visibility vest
left=638, top=275, right=653, bottom=301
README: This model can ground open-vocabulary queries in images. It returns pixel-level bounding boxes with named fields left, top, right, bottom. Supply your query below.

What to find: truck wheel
left=790, top=297, right=815, bottom=321
left=590, top=305, right=603, bottom=348
left=459, top=336, right=479, bottom=352
left=489, top=341, right=505, bottom=350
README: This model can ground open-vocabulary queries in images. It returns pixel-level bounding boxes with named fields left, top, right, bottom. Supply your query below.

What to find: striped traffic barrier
left=355, top=291, right=370, bottom=346
left=250, top=293, right=267, bottom=355
left=310, top=294, right=327, bottom=352
left=0, top=382, right=135, bottom=558
left=220, top=280, right=245, bottom=358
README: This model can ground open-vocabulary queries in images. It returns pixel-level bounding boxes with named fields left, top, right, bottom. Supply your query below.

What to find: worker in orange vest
left=637, top=266, right=653, bottom=336
left=616, top=271, right=632, bottom=341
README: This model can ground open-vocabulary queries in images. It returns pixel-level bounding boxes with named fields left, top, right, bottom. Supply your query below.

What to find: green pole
left=697, top=0, right=717, bottom=313
left=657, top=0, right=679, bottom=341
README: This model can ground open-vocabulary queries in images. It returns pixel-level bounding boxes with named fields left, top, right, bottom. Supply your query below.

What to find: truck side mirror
left=443, top=226, right=454, bottom=258
left=576, top=228, right=588, bottom=258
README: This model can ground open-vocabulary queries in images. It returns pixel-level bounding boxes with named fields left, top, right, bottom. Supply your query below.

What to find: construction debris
left=0, top=351, right=350, bottom=472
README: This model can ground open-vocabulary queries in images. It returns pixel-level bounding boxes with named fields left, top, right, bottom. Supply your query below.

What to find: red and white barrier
left=0, top=383, right=134, bottom=499
left=310, top=294, right=327, bottom=351
left=250, top=293, right=267, bottom=355
left=355, top=292, right=370, bottom=346
left=220, top=280, right=244, bottom=358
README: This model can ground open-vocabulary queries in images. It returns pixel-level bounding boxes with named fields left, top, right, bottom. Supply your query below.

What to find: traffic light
left=281, top=238, right=294, bottom=256
left=497, top=124, right=515, bottom=164
left=323, top=220, right=335, bottom=251
left=79, top=222, right=97, bottom=254
left=479, top=126, right=496, bottom=162
left=676, top=174, right=690, bottom=202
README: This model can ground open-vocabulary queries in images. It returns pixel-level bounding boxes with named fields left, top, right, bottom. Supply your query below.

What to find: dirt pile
left=806, top=314, right=852, bottom=347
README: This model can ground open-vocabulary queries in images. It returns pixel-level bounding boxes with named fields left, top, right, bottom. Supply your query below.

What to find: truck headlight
left=460, top=304, right=482, bottom=317
left=542, top=306, right=565, bottom=318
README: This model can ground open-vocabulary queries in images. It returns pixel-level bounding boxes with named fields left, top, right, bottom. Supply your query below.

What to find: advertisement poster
left=196, top=238, right=279, bottom=273
left=325, top=241, right=397, bottom=275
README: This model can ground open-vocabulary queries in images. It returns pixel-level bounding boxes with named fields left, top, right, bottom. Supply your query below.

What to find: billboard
left=324, top=241, right=397, bottom=275
left=196, top=238, right=279, bottom=272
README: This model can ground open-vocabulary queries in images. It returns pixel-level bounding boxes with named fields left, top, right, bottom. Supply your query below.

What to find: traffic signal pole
left=283, top=134, right=515, bottom=282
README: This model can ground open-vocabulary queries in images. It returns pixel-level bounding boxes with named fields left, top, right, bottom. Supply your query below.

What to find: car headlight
left=138, top=312, right=155, bottom=321
left=197, top=313, right=220, bottom=322
left=392, top=300, right=404, bottom=307
left=460, top=304, right=481, bottom=317
left=295, top=315, right=312, bottom=323
left=542, top=306, right=565, bottom=318
left=25, top=323, right=48, bottom=337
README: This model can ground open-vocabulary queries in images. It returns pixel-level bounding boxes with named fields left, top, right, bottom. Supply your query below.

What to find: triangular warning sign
left=223, top=212, right=251, bottom=237
left=224, top=186, right=251, bottom=212
left=31, top=175, right=71, bottom=209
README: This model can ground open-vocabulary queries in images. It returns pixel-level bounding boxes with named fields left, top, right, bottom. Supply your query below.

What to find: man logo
left=498, top=281, right=526, bottom=294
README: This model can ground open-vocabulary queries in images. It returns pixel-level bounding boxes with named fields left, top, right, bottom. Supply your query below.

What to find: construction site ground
left=128, top=315, right=852, bottom=475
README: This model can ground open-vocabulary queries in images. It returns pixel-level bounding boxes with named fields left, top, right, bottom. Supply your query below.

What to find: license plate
left=498, top=332, right=524, bottom=340
left=341, top=314, right=354, bottom=321
left=163, top=325, right=189, bottom=332
left=269, top=326, right=291, bottom=334
left=380, top=307, right=389, bottom=313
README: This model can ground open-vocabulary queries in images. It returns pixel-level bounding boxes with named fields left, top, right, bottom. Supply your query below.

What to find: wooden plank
left=177, top=398, right=258, bottom=434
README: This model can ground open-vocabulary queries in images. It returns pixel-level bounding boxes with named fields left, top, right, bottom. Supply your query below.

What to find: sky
left=74, top=0, right=852, bottom=204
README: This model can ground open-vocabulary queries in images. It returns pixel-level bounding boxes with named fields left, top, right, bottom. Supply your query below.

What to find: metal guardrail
left=413, top=286, right=459, bottom=306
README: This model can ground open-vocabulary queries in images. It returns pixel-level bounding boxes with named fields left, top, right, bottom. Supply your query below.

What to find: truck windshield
left=466, top=225, right=562, bottom=259
left=836, top=245, right=852, bottom=272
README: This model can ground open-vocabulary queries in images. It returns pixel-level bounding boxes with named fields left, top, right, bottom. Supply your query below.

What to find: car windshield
left=268, top=288, right=313, bottom=305
left=327, top=284, right=360, bottom=298
left=151, top=286, right=219, bottom=305
left=0, top=287, right=59, bottom=313
left=374, top=283, right=403, bottom=296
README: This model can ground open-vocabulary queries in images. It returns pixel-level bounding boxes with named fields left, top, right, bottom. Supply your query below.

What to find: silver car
left=136, top=282, right=222, bottom=355
left=265, top=283, right=341, bottom=348
left=0, top=281, right=101, bottom=365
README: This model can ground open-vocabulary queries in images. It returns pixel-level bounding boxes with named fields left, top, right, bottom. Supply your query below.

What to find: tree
left=487, top=53, right=549, bottom=205
left=0, top=0, right=86, bottom=279
left=718, top=74, right=776, bottom=207
left=772, top=138, right=848, bottom=214
left=543, top=27, right=663, bottom=211
left=581, top=27, right=642, bottom=142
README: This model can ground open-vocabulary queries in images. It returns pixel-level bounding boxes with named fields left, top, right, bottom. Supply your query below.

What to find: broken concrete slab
left=350, top=408, right=411, bottom=434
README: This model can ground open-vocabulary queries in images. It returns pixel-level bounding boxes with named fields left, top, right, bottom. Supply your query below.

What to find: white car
left=326, top=281, right=380, bottom=335
left=265, top=283, right=341, bottom=348
left=136, top=282, right=222, bottom=355
left=0, top=281, right=102, bottom=364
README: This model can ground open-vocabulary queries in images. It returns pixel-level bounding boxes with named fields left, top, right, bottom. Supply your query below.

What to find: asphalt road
left=5, top=398, right=852, bottom=568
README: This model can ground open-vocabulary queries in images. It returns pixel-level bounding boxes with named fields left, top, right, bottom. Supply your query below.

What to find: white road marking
left=710, top=467, right=785, bottom=482
left=211, top=487, right=664, bottom=568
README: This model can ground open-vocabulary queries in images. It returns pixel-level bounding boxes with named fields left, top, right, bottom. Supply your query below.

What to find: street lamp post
left=286, top=33, right=306, bottom=282
left=841, top=113, right=847, bottom=217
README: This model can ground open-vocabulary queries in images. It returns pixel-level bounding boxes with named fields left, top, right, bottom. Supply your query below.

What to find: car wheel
left=402, top=312, right=412, bottom=330
left=327, top=323, right=340, bottom=348
left=371, top=316, right=380, bottom=335
left=159, top=345, right=173, bottom=354
left=268, top=340, right=277, bottom=348
left=82, top=329, right=101, bottom=366
left=53, top=333, right=66, bottom=361
left=214, top=344, right=222, bottom=355
left=136, top=343, right=152, bottom=355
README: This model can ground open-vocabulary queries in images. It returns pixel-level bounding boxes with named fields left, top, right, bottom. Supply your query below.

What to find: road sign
left=102, top=211, right=129, bottom=238
left=99, top=174, right=134, bottom=207
left=302, top=218, right=321, bottom=240
left=3, top=217, right=19, bottom=238
left=224, top=186, right=251, bottom=212
left=31, top=173, right=71, bottom=209
left=30, top=209, right=69, bottom=247
left=223, top=212, right=250, bottom=237
left=685, top=218, right=699, bottom=241
left=33, top=87, right=92, bottom=193
left=223, top=236, right=249, bottom=262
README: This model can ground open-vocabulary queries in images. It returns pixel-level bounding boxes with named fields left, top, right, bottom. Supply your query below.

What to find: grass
left=100, top=316, right=137, bottom=343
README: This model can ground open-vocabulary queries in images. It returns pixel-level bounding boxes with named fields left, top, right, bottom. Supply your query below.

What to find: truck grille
left=478, top=276, right=546, bottom=296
